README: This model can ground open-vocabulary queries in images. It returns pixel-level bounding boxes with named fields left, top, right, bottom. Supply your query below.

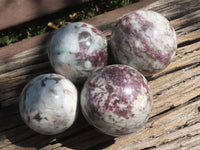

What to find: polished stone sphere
left=48, top=22, right=107, bottom=83
left=19, top=74, right=78, bottom=135
left=111, top=10, right=177, bottom=75
left=81, top=65, right=152, bottom=136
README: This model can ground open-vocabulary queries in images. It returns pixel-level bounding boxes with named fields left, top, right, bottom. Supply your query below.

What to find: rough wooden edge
left=0, top=0, right=91, bottom=30
left=0, top=0, right=158, bottom=60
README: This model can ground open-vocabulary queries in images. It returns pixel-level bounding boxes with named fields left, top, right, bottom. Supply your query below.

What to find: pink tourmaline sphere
left=111, top=10, right=177, bottom=75
left=49, top=22, right=107, bottom=84
left=81, top=65, right=152, bottom=136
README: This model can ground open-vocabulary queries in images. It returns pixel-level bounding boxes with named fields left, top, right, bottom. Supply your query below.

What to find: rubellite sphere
left=111, top=10, right=177, bottom=75
left=19, top=74, right=78, bottom=135
left=48, top=22, right=108, bottom=83
left=81, top=65, right=152, bottom=136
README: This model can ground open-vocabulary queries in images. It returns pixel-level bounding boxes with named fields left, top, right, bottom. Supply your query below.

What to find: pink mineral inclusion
left=91, top=27, right=102, bottom=34
left=75, top=51, right=107, bottom=67
left=87, top=65, right=151, bottom=120
left=81, top=24, right=88, bottom=27
left=119, top=13, right=172, bottom=66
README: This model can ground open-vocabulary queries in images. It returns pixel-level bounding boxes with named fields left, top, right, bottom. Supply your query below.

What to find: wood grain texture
left=106, top=98, right=200, bottom=150
left=0, top=0, right=200, bottom=149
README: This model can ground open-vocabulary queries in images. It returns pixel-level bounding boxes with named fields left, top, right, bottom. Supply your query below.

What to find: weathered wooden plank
left=105, top=97, right=200, bottom=150
left=146, top=0, right=200, bottom=24
left=150, top=40, right=200, bottom=90
left=150, top=63, right=200, bottom=95
left=178, top=30, right=200, bottom=45
left=0, top=32, right=53, bottom=60
left=0, top=113, right=91, bottom=149
left=176, top=22, right=200, bottom=39
left=0, top=0, right=91, bottom=30
left=0, top=45, right=49, bottom=74
left=151, top=65, right=200, bottom=116
left=190, top=145, right=200, bottom=150
left=170, top=9, right=200, bottom=31
left=150, top=133, right=200, bottom=150
left=0, top=63, right=52, bottom=106
left=0, top=0, right=200, bottom=149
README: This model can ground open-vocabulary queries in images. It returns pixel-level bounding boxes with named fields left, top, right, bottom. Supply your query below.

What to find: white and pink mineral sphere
left=48, top=22, right=107, bottom=83
left=111, top=10, right=177, bottom=75
left=81, top=65, right=152, bottom=136
left=19, top=74, right=78, bottom=135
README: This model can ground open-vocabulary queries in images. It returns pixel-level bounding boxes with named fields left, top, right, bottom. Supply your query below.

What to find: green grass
left=0, top=0, right=137, bottom=47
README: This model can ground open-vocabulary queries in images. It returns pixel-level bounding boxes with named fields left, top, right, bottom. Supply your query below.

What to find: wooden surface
left=0, top=0, right=90, bottom=30
left=0, top=0, right=200, bottom=149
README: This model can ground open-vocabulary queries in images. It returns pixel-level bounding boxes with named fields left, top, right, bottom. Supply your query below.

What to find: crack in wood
left=147, top=126, right=200, bottom=149
left=153, top=73, right=200, bottom=96
left=150, top=62, right=200, bottom=81
left=176, top=49, right=200, bottom=59
left=150, top=95, right=200, bottom=123
left=177, top=23, right=200, bottom=37
left=178, top=37, right=200, bottom=48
